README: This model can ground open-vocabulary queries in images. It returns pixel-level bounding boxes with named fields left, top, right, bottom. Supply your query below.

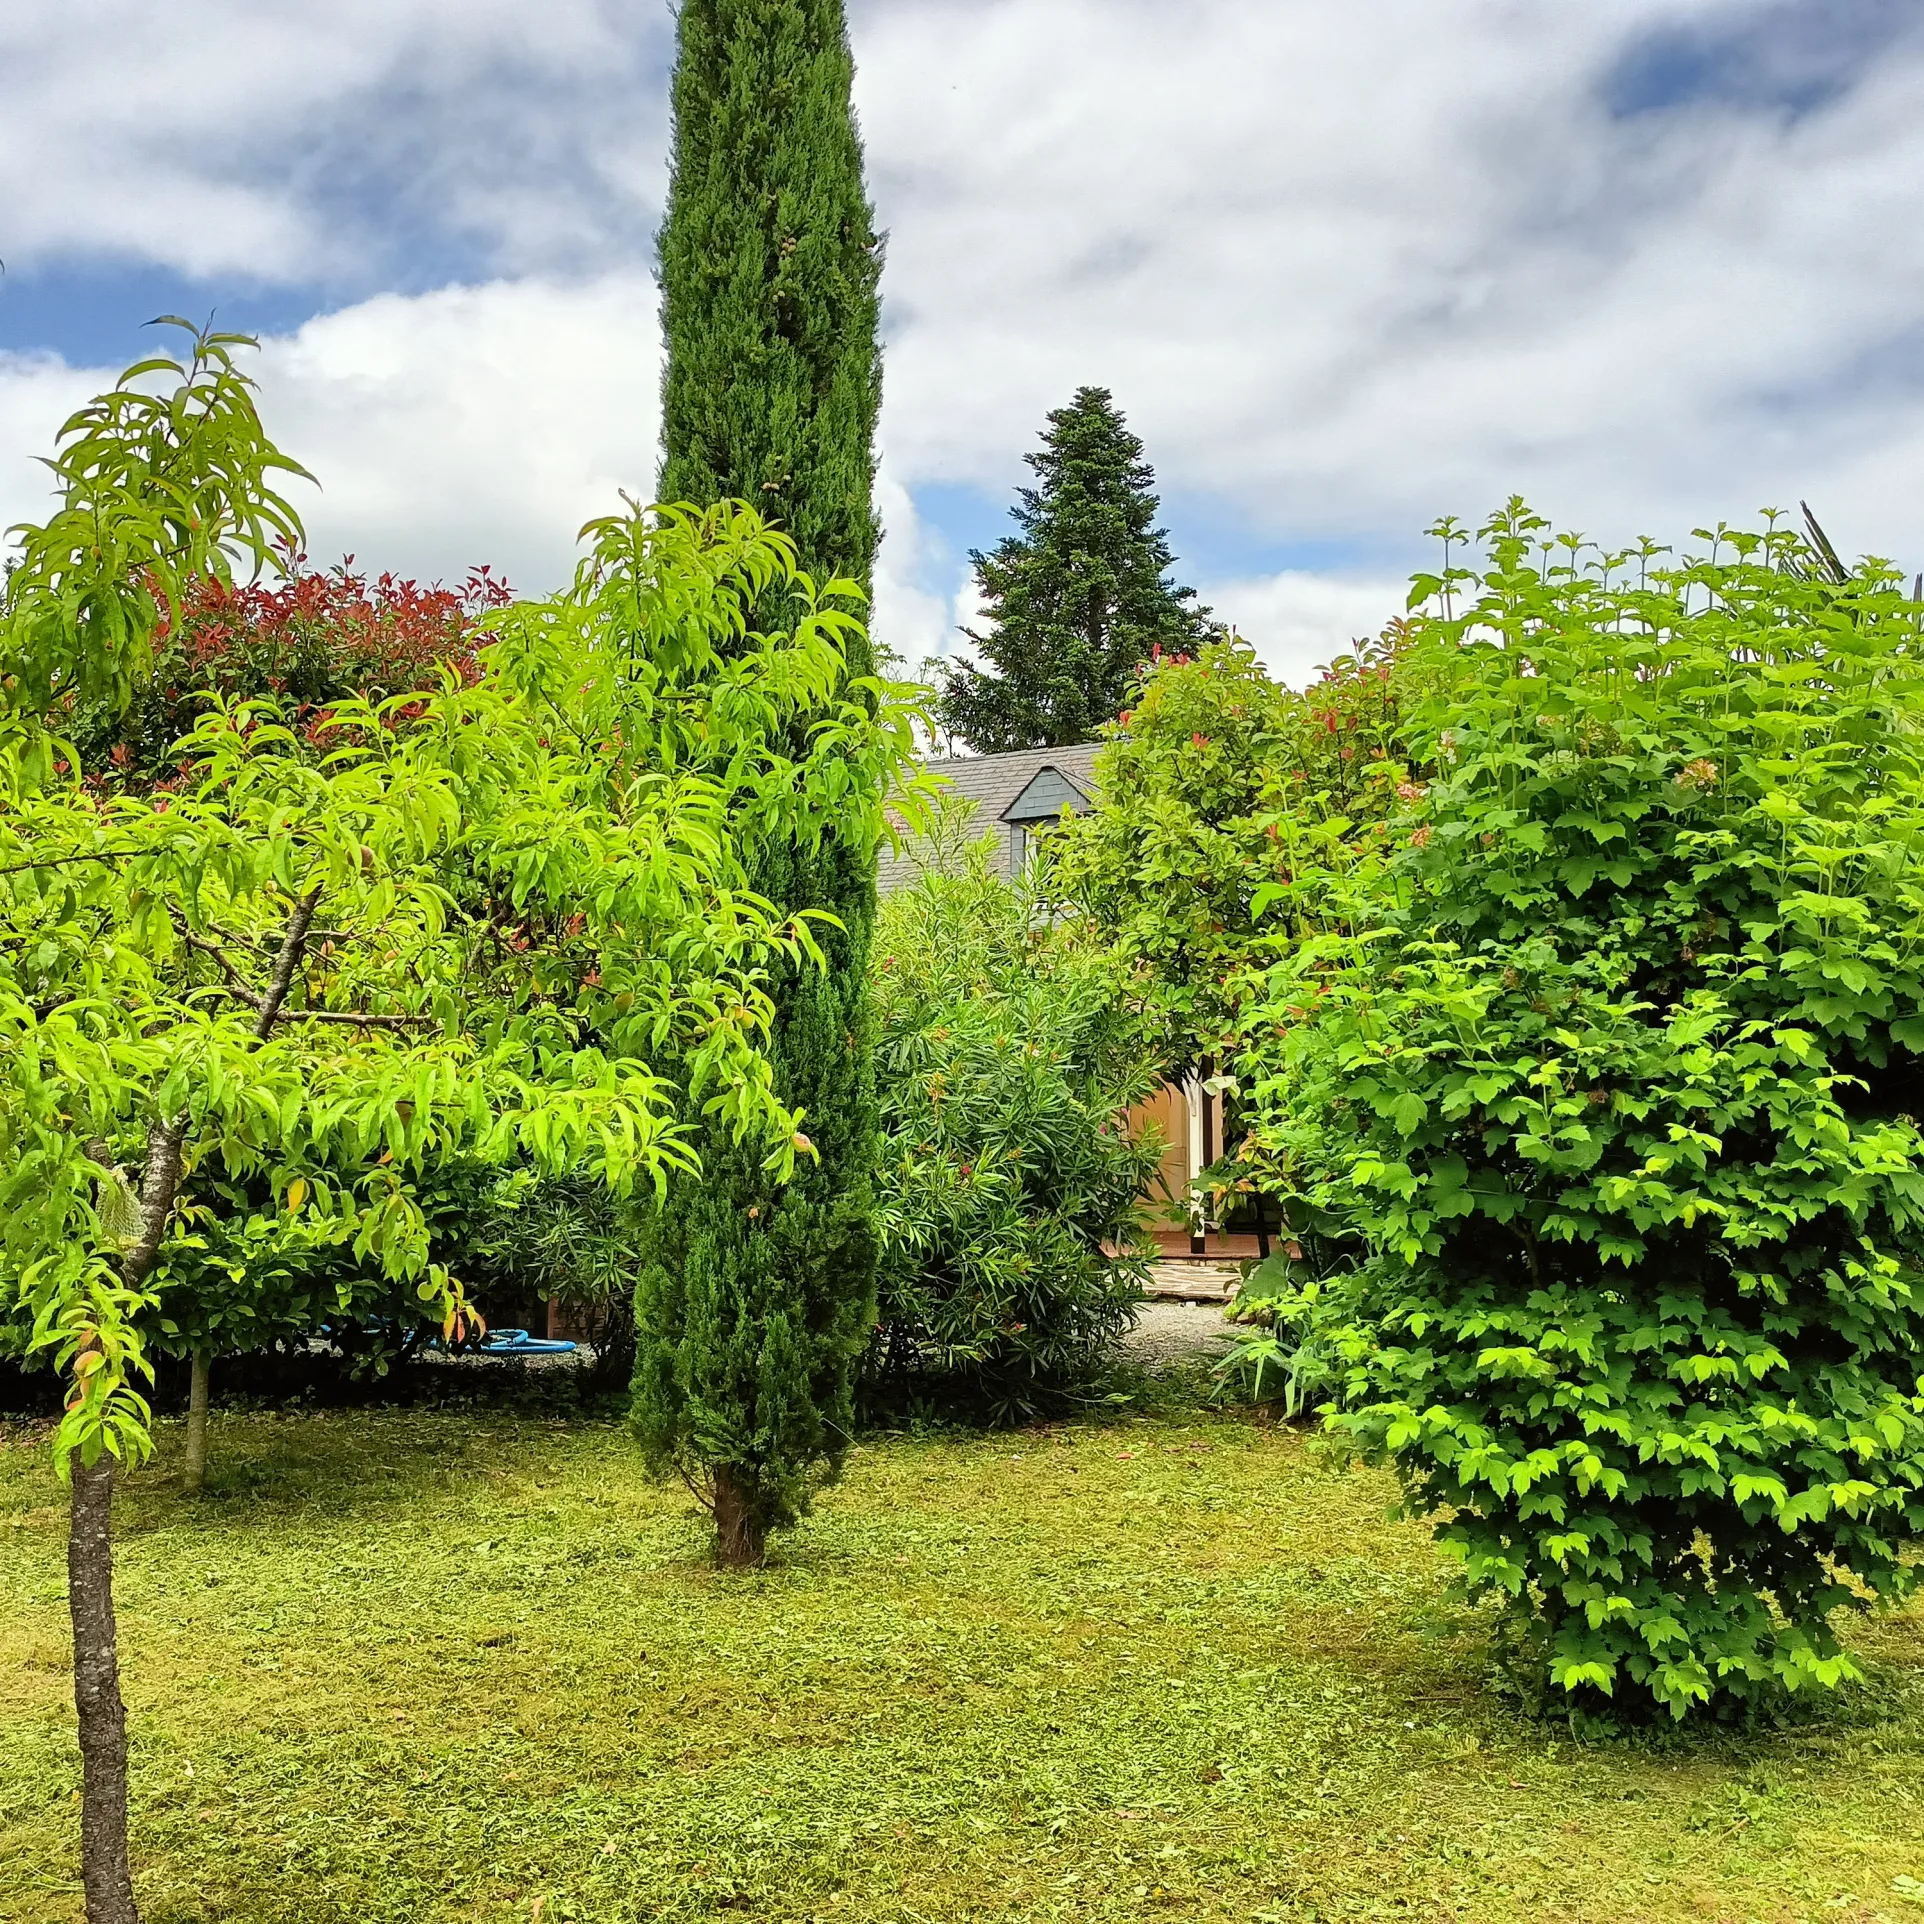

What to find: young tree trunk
left=68, top=1458, right=140, bottom=1924
left=62, top=889, right=323, bottom=1918
left=182, top=1351, right=210, bottom=1496
left=712, top=1465, right=767, bottom=1569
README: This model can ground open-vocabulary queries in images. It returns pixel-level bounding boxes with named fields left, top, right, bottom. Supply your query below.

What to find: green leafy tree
left=640, top=0, right=895, bottom=1566
left=56, top=558, right=513, bottom=1492
left=866, top=823, right=1165, bottom=1423
left=939, top=387, right=1215, bottom=752
left=1, top=334, right=893, bottom=1922
left=1050, top=633, right=1408, bottom=1074
left=1239, top=502, right=1924, bottom=1719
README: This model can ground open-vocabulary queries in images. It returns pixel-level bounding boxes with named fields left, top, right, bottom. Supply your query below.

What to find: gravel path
left=1117, top=1299, right=1238, bottom=1370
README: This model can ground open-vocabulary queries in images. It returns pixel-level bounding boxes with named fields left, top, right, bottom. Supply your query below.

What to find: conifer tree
left=941, top=387, right=1214, bottom=751
left=635, top=0, right=886, bottom=1566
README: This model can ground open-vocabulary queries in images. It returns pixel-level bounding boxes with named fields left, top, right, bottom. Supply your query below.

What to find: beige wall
left=1129, top=1081, right=1196, bottom=1230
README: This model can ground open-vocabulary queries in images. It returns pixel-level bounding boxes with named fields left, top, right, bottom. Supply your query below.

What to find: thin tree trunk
left=63, top=885, right=323, bottom=1921
left=182, top=1351, right=210, bottom=1497
left=712, top=1465, right=766, bottom=1569
left=69, top=1458, right=140, bottom=1924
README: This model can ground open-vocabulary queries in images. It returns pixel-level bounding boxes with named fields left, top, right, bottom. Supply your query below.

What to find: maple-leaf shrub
left=865, top=834, right=1166, bottom=1423
left=1239, top=501, right=1924, bottom=1720
left=69, top=554, right=511, bottom=781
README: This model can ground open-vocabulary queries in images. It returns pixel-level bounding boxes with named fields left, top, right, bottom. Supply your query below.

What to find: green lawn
left=2, top=1399, right=1921, bottom=1924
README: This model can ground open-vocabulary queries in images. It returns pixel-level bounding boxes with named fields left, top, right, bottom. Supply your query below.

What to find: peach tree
left=0, top=329, right=906, bottom=1922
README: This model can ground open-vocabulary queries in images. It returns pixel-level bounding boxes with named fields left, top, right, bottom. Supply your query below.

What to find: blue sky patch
left=0, top=260, right=333, bottom=365
left=1604, top=0, right=1918, bottom=120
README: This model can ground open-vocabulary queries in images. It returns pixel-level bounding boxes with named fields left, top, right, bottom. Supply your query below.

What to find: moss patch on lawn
left=1, top=1405, right=1920, bottom=1923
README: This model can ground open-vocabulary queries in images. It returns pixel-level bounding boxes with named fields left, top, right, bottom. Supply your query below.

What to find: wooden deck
left=1144, top=1259, right=1242, bottom=1304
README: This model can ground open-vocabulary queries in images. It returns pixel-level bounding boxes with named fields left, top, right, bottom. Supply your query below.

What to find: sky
left=3, top=0, right=1922, bottom=686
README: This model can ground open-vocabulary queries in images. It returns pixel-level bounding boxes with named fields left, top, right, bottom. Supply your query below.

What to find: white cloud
left=260, top=276, right=660, bottom=593
left=0, top=351, right=104, bottom=536
left=0, top=0, right=669, bottom=283
left=0, top=278, right=661, bottom=597
left=8, top=0, right=1924, bottom=632
left=870, top=469, right=954, bottom=670
left=1202, top=572, right=1411, bottom=689
left=857, top=0, right=1924, bottom=564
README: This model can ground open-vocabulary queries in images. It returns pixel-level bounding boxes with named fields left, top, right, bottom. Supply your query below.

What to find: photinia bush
left=1239, top=501, right=1924, bottom=1719
left=67, top=555, right=511, bottom=785
left=1048, top=633, right=1409, bottom=1077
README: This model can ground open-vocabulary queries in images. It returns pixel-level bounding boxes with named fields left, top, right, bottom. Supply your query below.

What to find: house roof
left=923, top=742, right=1100, bottom=821
left=878, top=741, right=1102, bottom=893
left=1002, top=763, right=1093, bottom=823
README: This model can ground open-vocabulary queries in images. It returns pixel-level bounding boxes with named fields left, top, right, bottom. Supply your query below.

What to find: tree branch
left=173, top=919, right=267, bottom=1011
left=122, top=1117, right=186, bottom=1290
left=117, top=889, right=324, bottom=1288
left=0, top=847, right=149, bottom=880
left=176, top=899, right=429, bottom=1029
left=273, top=1006, right=435, bottom=1029
left=254, top=887, right=323, bottom=1041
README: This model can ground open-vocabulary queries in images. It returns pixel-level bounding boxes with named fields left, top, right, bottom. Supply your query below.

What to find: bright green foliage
left=1239, top=501, right=1924, bottom=1718
left=0, top=335, right=891, bottom=1477
left=1050, top=634, right=1407, bottom=1075
left=939, top=387, right=1215, bottom=753
left=2, top=324, right=309, bottom=740
left=866, top=832, right=1165, bottom=1423
left=656, top=0, right=882, bottom=624
left=640, top=0, right=895, bottom=1560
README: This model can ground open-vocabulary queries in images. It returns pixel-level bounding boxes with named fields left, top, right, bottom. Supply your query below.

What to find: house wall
left=1129, top=1080, right=1200, bottom=1232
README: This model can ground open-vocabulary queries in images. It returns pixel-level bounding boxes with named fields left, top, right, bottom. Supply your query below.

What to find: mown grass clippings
left=1, top=1406, right=1919, bottom=1923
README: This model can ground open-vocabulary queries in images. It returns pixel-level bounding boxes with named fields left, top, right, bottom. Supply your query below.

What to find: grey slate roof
left=879, top=742, right=1102, bottom=893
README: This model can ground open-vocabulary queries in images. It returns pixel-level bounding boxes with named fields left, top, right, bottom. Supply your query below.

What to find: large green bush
left=1240, top=503, right=1924, bottom=1718
left=866, top=835, right=1166, bottom=1422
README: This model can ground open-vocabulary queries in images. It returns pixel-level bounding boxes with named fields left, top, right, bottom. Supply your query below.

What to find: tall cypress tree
left=633, top=0, right=885, bottom=1566
left=941, top=386, right=1214, bottom=751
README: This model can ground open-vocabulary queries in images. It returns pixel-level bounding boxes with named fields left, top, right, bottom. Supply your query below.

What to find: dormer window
left=999, top=764, right=1092, bottom=878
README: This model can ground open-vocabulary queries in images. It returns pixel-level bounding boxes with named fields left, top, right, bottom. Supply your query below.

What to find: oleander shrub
left=866, top=836, right=1166, bottom=1422
left=1238, top=501, right=1924, bottom=1719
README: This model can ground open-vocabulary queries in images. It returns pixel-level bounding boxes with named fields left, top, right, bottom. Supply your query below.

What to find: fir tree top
left=940, top=386, right=1214, bottom=752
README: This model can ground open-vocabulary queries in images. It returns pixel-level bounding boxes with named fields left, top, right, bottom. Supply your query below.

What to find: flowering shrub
left=1239, top=502, right=1924, bottom=1719
left=866, top=836, right=1166, bottom=1422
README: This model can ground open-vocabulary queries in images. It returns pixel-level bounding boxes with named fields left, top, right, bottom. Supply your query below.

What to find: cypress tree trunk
left=712, top=1465, right=767, bottom=1569
left=182, top=1350, right=210, bottom=1497
left=635, top=0, right=884, bottom=1559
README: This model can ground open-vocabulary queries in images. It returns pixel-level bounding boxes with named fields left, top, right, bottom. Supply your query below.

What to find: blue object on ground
left=477, top=1327, right=577, bottom=1357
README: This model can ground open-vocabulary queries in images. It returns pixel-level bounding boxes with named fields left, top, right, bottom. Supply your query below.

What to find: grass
left=1, top=1395, right=1921, bottom=1924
